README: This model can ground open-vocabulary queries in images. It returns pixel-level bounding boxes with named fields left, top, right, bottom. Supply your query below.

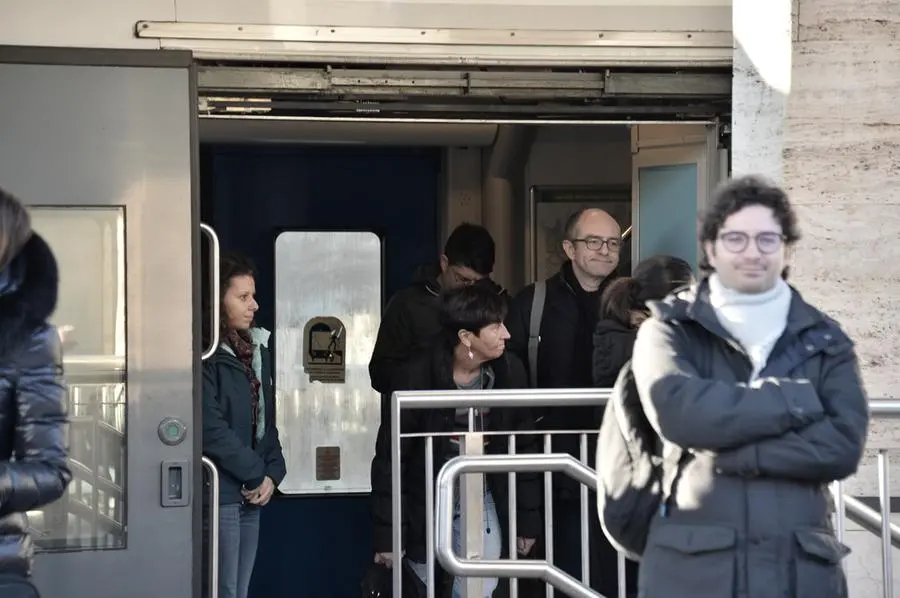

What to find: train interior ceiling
left=196, top=62, right=731, bottom=598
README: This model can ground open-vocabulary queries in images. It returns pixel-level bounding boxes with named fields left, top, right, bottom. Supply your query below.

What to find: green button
left=166, top=423, right=180, bottom=438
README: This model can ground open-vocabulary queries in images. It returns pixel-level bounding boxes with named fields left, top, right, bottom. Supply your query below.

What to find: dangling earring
left=467, top=347, right=474, bottom=360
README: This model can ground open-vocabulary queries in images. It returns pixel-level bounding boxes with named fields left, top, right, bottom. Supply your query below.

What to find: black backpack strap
left=527, top=281, right=546, bottom=389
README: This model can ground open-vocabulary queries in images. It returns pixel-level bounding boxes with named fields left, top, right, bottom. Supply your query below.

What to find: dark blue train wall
left=200, top=143, right=441, bottom=598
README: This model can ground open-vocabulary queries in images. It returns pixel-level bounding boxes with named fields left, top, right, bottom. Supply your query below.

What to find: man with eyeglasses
left=369, top=222, right=505, bottom=396
left=630, top=175, right=867, bottom=598
left=505, top=207, right=623, bottom=596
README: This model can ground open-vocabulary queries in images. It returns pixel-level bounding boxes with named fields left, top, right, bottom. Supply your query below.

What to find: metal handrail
left=392, top=390, right=900, bottom=598
left=390, top=389, right=612, bottom=597
left=435, top=454, right=603, bottom=598
left=871, top=399, right=900, bottom=418
left=200, top=223, right=221, bottom=361
left=202, top=456, right=220, bottom=598
left=840, top=493, right=900, bottom=548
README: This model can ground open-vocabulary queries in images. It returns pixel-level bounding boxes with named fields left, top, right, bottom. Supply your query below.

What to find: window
left=28, top=207, right=127, bottom=551
left=274, top=231, right=382, bottom=494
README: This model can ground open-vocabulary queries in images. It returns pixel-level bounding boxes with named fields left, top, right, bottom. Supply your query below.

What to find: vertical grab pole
left=202, top=457, right=220, bottom=598
left=200, top=223, right=220, bottom=361
left=543, top=434, right=554, bottom=598
left=425, top=436, right=436, bottom=598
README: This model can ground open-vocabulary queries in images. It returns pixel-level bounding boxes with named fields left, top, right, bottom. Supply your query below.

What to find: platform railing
left=390, top=389, right=616, bottom=598
left=390, top=390, right=900, bottom=598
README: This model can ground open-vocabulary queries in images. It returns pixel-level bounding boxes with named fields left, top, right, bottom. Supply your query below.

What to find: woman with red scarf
left=202, top=252, right=286, bottom=598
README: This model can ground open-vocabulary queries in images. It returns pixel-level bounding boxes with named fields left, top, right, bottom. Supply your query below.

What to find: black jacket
left=369, top=263, right=508, bottom=394
left=507, top=262, right=615, bottom=418
left=506, top=262, right=615, bottom=499
left=592, top=317, right=638, bottom=419
left=632, top=279, right=868, bottom=598
left=202, top=338, right=287, bottom=505
left=369, top=347, right=542, bottom=562
left=0, top=234, right=72, bottom=577
left=592, top=318, right=638, bottom=386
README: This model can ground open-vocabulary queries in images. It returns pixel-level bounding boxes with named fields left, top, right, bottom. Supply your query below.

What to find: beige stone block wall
left=732, top=0, right=900, bottom=594
left=786, top=0, right=900, bottom=403
left=781, top=0, right=900, bottom=594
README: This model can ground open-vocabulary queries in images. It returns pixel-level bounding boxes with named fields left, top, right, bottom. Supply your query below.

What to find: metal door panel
left=0, top=49, right=198, bottom=598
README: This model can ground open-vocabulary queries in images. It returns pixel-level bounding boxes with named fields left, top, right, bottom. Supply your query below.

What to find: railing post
left=460, top=431, right=486, bottom=598
left=391, top=392, right=404, bottom=598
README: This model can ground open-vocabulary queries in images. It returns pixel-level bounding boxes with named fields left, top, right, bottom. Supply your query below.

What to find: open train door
left=0, top=47, right=200, bottom=598
left=631, top=123, right=726, bottom=271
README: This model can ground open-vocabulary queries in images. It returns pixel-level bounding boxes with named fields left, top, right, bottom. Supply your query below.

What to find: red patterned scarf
left=225, top=328, right=261, bottom=445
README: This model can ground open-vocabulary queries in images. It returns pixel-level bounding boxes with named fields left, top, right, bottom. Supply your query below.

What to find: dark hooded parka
left=631, top=279, right=869, bottom=598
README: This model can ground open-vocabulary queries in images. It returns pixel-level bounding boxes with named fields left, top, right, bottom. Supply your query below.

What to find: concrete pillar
left=731, top=0, right=793, bottom=181
left=734, top=0, right=900, bottom=594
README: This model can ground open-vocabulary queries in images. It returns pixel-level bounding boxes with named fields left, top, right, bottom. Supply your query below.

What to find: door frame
left=0, top=45, right=203, bottom=598
left=630, top=123, right=721, bottom=268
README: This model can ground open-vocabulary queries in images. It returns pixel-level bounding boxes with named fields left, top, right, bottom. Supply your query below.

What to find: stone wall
left=733, top=0, right=900, bottom=594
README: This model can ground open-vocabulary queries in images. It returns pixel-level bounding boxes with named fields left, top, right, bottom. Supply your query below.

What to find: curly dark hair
left=698, top=175, right=801, bottom=277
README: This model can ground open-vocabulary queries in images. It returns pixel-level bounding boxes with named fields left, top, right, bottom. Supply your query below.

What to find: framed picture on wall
left=529, top=185, right=631, bottom=283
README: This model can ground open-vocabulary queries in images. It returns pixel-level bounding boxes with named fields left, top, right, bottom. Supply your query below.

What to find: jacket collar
left=557, top=260, right=616, bottom=297
left=648, top=277, right=832, bottom=341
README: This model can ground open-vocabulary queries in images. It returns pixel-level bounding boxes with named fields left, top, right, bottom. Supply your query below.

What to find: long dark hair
left=600, top=254, right=692, bottom=328
left=201, top=251, right=256, bottom=347
left=434, top=284, right=507, bottom=382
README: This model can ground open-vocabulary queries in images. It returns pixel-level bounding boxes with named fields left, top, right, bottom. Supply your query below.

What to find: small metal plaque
left=315, top=446, right=342, bottom=481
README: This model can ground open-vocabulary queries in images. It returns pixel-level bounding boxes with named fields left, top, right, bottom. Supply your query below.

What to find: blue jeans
left=218, top=503, right=261, bottom=598
left=409, top=490, right=502, bottom=598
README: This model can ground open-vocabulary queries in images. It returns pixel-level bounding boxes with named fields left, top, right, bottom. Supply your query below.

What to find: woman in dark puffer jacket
left=0, top=187, right=71, bottom=598
left=591, top=253, right=693, bottom=598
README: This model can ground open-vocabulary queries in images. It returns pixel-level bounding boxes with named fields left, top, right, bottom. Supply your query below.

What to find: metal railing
left=436, top=453, right=603, bottom=598
left=202, top=456, right=221, bottom=598
left=390, top=389, right=617, bottom=598
left=390, top=390, right=900, bottom=598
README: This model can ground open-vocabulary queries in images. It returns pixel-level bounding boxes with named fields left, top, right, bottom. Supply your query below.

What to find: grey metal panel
left=0, top=62, right=195, bottom=598
left=198, top=117, right=499, bottom=147
left=0, top=46, right=192, bottom=67
left=274, top=231, right=382, bottom=494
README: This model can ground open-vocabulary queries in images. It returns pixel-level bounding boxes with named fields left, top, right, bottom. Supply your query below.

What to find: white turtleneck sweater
left=708, top=273, right=792, bottom=381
